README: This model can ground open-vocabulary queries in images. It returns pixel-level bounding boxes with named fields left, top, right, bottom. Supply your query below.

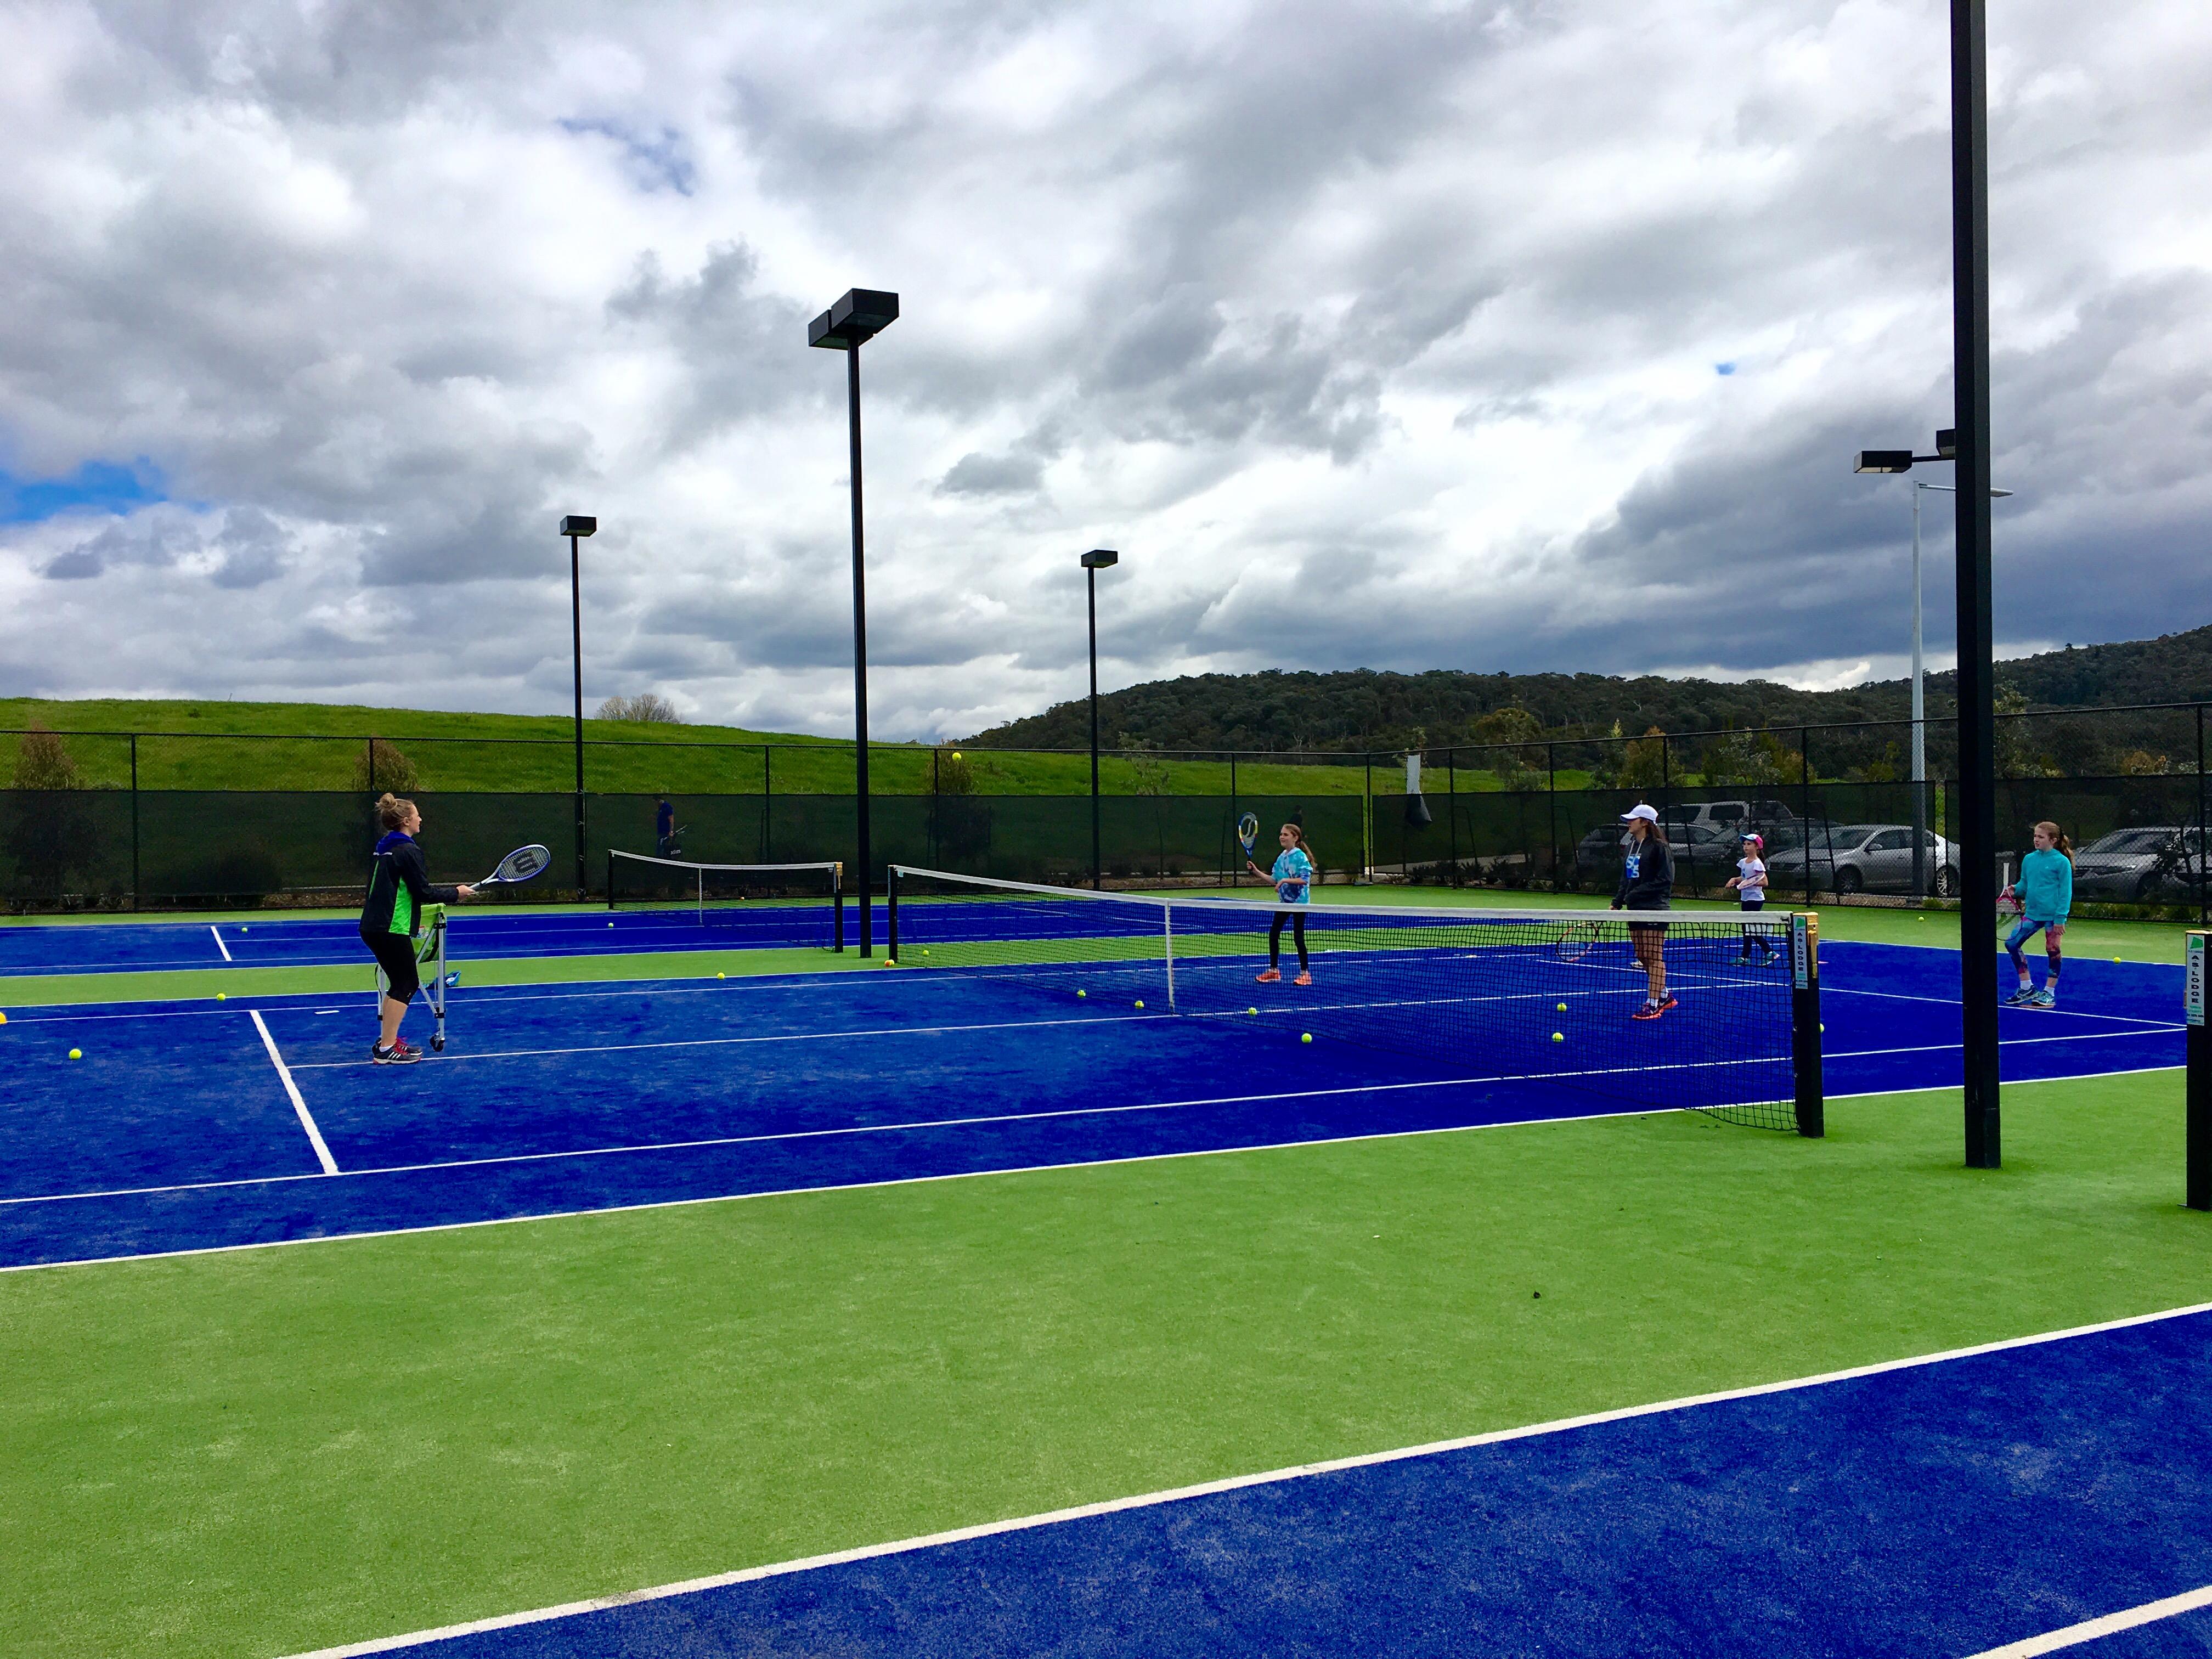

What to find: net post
left=605, top=850, right=614, bottom=911
left=1790, top=912, right=1824, bottom=1138
left=885, top=865, right=899, bottom=963
left=2188, top=932, right=2208, bottom=1211
left=1164, top=905, right=1176, bottom=1009
left=834, top=862, right=846, bottom=953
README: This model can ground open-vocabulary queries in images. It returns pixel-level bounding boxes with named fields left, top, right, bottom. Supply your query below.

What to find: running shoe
left=2027, top=988, right=2057, bottom=1009
left=1254, top=969, right=1282, bottom=984
left=2002, top=986, right=2037, bottom=1007
left=1632, top=995, right=1679, bottom=1022
left=1294, top=972, right=1313, bottom=986
left=372, top=1039, right=423, bottom=1064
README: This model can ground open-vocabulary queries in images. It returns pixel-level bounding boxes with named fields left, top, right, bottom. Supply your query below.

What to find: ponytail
left=1282, top=821, right=1315, bottom=866
left=376, top=792, right=417, bottom=831
left=2034, top=820, right=2073, bottom=859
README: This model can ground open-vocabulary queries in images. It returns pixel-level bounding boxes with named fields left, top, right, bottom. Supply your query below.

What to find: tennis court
left=2, top=882, right=2207, bottom=1658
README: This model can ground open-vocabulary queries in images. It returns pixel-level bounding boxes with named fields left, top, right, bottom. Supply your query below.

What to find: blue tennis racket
left=475, top=844, right=551, bottom=890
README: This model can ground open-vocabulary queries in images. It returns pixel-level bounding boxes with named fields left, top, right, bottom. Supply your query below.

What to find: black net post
left=605, top=850, right=614, bottom=909
left=885, top=865, right=900, bottom=962
left=129, top=732, right=140, bottom=912
left=2189, top=931, right=2208, bottom=1211
left=1791, top=913, right=1825, bottom=1138
left=1798, top=728, right=1814, bottom=905
left=834, top=862, right=847, bottom=953
left=2197, top=706, right=2207, bottom=927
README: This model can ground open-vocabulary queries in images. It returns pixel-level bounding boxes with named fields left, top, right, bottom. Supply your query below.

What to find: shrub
left=351, top=742, right=420, bottom=793
left=597, top=693, right=685, bottom=724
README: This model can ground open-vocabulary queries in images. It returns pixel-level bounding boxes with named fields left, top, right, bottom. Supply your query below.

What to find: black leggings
left=1268, top=910, right=1309, bottom=970
left=362, top=929, right=420, bottom=1002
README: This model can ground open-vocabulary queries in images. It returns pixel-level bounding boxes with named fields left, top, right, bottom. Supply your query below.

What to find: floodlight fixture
left=1080, top=548, right=1119, bottom=570
left=560, top=515, right=597, bottom=538
left=808, top=289, right=900, bottom=351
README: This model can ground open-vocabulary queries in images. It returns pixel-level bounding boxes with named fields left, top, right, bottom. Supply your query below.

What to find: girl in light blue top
left=1249, top=822, right=1315, bottom=985
left=2002, top=820, right=2073, bottom=1008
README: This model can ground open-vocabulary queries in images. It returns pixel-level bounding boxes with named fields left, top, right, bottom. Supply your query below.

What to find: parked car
left=1571, top=819, right=1759, bottom=887
left=1766, top=823, right=1960, bottom=896
left=2071, top=826, right=2208, bottom=903
left=1661, top=799, right=1799, bottom=836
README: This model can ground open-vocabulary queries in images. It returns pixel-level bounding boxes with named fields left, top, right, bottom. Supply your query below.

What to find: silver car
left=2072, top=826, right=2207, bottom=903
left=1766, top=823, right=1960, bottom=896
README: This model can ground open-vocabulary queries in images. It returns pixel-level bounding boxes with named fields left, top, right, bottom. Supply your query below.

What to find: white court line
left=250, top=1011, right=338, bottom=1176
left=1961, top=1583, right=2212, bottom=1657
left=274, top=1297, right=2212, bottom=1659
left=0, top=1063, right=2186, bottom=1277
left=208, top=925, right=232, bottom=962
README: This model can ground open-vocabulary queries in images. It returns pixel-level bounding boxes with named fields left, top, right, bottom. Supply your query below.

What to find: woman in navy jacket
left=1611, top=804, right=1676, bottom=1020
left=360, top=793, right=475, bottom=1063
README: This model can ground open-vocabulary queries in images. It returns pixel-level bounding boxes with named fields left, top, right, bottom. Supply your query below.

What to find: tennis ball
left=1076, top=989, right=1087, bottom=998
left=241, top=926, right=249, bottom=933
left=215, top=992, right=227, bottom=1001
left=0, top=1011, right=8, bottom=1024
left=716, top=972, right=725, bottom=979
left=1552, top=1032, right=1564, bottom=1043
left=1247, top=1006, right=1257, bottom=1015
left=1135, top=999, right=1146, bottom=1009
left=608, top=921, right=615, bottom=928
left=69, top=1048, right=82, bottom=1060
left=1300, top=1032, right=1312, bottom=1043
left=1556, top=1002, right=1567, bottom=1013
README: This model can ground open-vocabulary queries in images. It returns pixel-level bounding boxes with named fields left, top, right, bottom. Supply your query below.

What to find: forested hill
left=965, top=625, right=2212, bottom=753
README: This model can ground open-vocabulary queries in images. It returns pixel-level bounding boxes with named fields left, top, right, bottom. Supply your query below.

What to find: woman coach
left=360, top=792, right=475, bottom=1063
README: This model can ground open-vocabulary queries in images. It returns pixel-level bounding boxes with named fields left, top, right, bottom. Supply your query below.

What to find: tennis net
left=607, top=851, right=845, bottom=950
left=887, top=866, right=1821, bottom=1132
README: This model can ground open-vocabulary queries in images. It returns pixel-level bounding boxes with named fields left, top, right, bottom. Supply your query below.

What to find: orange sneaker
left=1293, top=972, right=1313, bottom=986
left=1255, top=969, right=1282, bottom=983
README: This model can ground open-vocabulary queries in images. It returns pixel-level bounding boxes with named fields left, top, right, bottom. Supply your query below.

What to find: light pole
left=560, top=514, right=597, bottom=896
left=809, top=289, right=899, bottom=956
left=1906, top=481, right=2012, bottom=899
left=1080, top=549, right=1119, bottom=888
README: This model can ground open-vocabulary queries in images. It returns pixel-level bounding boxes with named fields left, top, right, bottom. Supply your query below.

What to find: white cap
left=1620, top=804, right=1659, bottom=823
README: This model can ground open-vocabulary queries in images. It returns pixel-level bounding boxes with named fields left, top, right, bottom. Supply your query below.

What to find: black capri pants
left=1268, top=909, right=1309, bottom=968
left=362, top=929, right=421, bottom=1002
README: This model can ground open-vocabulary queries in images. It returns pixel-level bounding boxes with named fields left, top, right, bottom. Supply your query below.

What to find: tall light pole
left=809, top=289, right=899, bottom=956
left=560, top=514, right=597, bottom=896
left=1907, top=481, right=2012, bottom=899
left=1080, top=549, right=1119, bottom=888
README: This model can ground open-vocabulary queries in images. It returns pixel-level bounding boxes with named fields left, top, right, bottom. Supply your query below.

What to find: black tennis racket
left=1555, top=919, right=1604, bottom=962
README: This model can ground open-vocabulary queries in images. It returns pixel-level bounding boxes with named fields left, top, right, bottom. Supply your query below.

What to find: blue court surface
left=0, top=900, right=843, bottom=974
left=270, top=1304, right=2212, bottom=1659
left=0, top=939, right=2182, bottom=1271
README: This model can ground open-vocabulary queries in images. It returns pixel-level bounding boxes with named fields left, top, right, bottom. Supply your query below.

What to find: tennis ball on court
left=241, top=926, right=250, bottom=933
left=1135, top=999, right=1146, bottom=1009
left=1247, top=1006, right=1257, bottom=1015
left=715, top=972, right=725, bottom=979
left=69, top=1048, right=82, bottom=1060
left=1300, top=1032, right=1312, bottom=1043
left=215, top=992, right=227, bottom=1001
left=0, top=1011, right=7, bottom=1024
left=1076, top=989, right=1087, bottom=998
left=1556, top=1002, right=1567, bottom=1013
left=1553, top=1032, right=1564, bottom=1043
left=607, top=921, right=615, bottom=928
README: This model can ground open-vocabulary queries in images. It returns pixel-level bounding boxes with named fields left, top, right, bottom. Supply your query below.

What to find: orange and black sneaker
left=1293, top=972, right=1313, bottom=986
left=1631, top=995, right=1679, bottom=1022
left=1255, top=969, right=1283, bottom=983
left=372, top=1038, right=424, bottom=1064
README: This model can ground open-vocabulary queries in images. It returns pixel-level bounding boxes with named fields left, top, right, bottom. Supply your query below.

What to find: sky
left=1, top=0, right=2208, bottom=742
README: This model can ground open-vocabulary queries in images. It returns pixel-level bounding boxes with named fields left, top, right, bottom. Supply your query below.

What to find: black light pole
left=1080, top=549, right=1119, bottom=888
left=560, top=514, right=597, bottom=896
left=1848, top=0, right=2000, bottom=1170
left=809, top=289, right=899, bottom=956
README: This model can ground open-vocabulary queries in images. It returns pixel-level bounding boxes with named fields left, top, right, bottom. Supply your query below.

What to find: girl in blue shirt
left=1249, top=822, right=1315, bottom=985
left=2002, top=820, right=2073, bottom=1008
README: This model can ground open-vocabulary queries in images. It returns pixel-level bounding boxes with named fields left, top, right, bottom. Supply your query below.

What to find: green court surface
left=4, top=1070, right=2208, bottom=1659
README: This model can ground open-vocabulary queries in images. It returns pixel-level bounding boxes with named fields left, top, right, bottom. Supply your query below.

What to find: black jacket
left=360, top=831, right=458, bottom=938
left=1613, top=832, right=1674, bottom=910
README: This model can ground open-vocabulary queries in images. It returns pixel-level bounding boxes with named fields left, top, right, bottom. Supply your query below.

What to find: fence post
left=1447, top=745, right=1459, bottom=886
left=2199, top=705, right=2207, bottom=927
left=1229, top=753, right=1239, bottom=887
left=129, top=733, right=140, bottom=912
left=1799, top=727, right=1814, bottom=906
left=761, top=746, right=772, bottom=863
left=365, top=736, right=375, bottom=788
left=1363, top=753, right=1373, bottom=881
left=1547, top=741, right=1559, bottom=893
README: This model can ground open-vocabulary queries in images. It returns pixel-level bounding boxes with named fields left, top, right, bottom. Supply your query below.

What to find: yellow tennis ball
left=216, top=992, right=227, bottom=1001
left=69, top=1048, right=82, bottom=1060
left=1553, top=1032, right=1564, bottom=1042
left=1247, top=1006, right=1257, bottom=1015
left=241, top=926, right=250, bottom=933
left=1077, top=989, right=1087, bottom=998
left=1135, top=1000, right=1145, bottom=1009
left=716, top=972, right=725, bottom=979
left=607, top=921, right=615, bottom=928
left=1556, top=1002, right=1567, bottom=1013
left=1300, top=1032, right=1312, bottom=1043
left=0, top=1011, right=8, bottom=1024
left=952, top=751, right=962, bottom=761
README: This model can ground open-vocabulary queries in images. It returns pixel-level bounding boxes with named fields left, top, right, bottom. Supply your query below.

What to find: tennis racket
left=1555, top=919, right=1603, bottom=962
left=474, top=844, right=552, bottom=890
left=1995, top=859, right=2020, bottom=933
left=1238, top=812, right=1260, bottom=862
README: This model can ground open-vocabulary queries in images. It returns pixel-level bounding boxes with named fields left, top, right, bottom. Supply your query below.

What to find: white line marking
left=208, top=925, right=232, bottom=962
left=1, top=1062, right=2188, bottom=1276
left=1960, top=1583, right=2212, bottom=1657
left=273, top=1297, right=2212, bottom=1659
left=250, top=1011, right=338, bottom=1176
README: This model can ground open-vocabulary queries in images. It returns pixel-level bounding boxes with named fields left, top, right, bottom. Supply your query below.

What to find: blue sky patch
left=557, top=117, right=697, bottom=195
left=1714, top=362, right=1737, bottom=376
left=0, top=460, right=168, bottom=524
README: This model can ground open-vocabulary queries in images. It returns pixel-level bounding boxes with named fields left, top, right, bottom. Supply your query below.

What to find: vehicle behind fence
left=2, top=704, right=2205, bottom=917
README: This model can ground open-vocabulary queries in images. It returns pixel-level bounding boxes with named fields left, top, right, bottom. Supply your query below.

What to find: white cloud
left=0, top=0, right=2208, bottom=740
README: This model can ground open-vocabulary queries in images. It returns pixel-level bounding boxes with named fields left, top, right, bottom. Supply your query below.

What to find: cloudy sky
left=2, top=0, right=2209, bottom=741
